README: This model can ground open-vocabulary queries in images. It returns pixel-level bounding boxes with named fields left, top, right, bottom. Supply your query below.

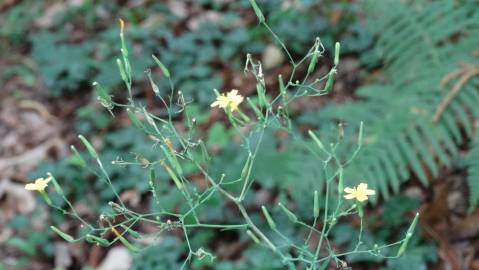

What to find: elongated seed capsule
left=108, top=201, right=124, bottom=213
left=86, top=234, right=109, bottom=246
left=39, top=191, right=51, bottom=205
left=50, top=226, right=75, bottom=242
left=249, top=0, right=265, bottom=23
left=120, top=224, right=141, bottom=239
left=149, top=175, right=161, bottom=205
left=240, top=154, right=252, bottom=179
left=246, top=230, right=261, bottom=244
left=261, top=206, right=276, bottom=229
left=161, top=160, right=183, bottom=190
left=146, top=70, right=160, bottom=96
left=246, top=97, right=263, bottom=120
left=70, top=145, right=87, bottom=167
left=256, top=83, right=267, bottom=108
left=358, top=121, right=364, bottom=146
left=313, top=190, right=319, bottom=218
left=308, top=130, right=326, bottom=152
left=93, top=82, right=113, bottom=109
left=112, top=227, right=139, bottom=253
left=397, top=212, right=419, bottom=256
left=152, top=55, right=170, bottom=78
left=308, top=49, right=319, bottom=74
left=47, top=173, right=64, bottom=197
left=116, top=58, right=128, bottom=83
left=323, top=68, right=336, bottom=93
left=78, top=135, right=99, bottom=160
left=126, top=109, right=144, bottom=130
left=334, top=42, right=340, bottom=66
left=278, top=202, right=298, bottom=223
left=337, top=168, right=344, bottom=195
left=160, top=145, right=183, bottom=175
left=278, top=75, right=288, bottom=107
left=199, top=140, right=211, bottom=161
left=123, top=57, right=131, bottom=77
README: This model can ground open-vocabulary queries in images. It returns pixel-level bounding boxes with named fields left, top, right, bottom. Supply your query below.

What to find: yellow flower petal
left=343, top=182, right=375, bottom=202
left=357, top=183, right=368, bottom=192
left=24, top=177, right=51, bottom=192
left=344, top=194, right=356, bottom=200
left=25, top=183, right=38, bottom=191
left=356, top=195, right=369, bottom=202
left=211, top=89, right=244, bottom=112
left=344, top=187, right=355, bottom=194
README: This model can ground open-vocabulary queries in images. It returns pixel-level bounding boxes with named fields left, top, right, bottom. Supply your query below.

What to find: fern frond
left=466, top=133, right=479, bottom=211
left=301, top=0, right=479, bottom=201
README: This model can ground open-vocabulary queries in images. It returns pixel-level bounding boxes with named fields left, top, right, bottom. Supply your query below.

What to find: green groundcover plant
left=25, top=2, right=418, bottom=269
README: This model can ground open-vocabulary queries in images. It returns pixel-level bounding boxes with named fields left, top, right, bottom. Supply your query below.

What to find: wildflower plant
left=30, top=1, right=419, bottom=269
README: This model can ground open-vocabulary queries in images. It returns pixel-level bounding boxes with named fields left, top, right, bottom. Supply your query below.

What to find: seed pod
left=113, top=228, right=139, bottom=253
left=146, top=70, right=160, bottom=96
left=334, top=42, right=341, bottom=66
left=246, top=97, right=263, bottom=120
left=47, top=173, right=64, bottom=197
left=278, top=202, right=298, bottom=223
left=93, top=82, right=114, bottom=110
left=308, top=49, right=319, bottom=74
left=308, top=130, right=326, bottom=153
left=86, top=234, right=109, bottom=246
left=397, top=212, right=419, bottom=256
left=50, top=226, right=75, bottom=243
left=78, top=135, right=99, bottom=160
left=313, top=190, right=319, bottom=218
left=40, top=191, right=52, bottom=206
left=161, top=160, right=183, bottom=190
left=127, top=109, right=147, bottom=132
left=199, top=140, right=211, bottom=161
left=358, top=121, right=364, bottom=146
left=152, top=55, right=170, bottom=78
left=240, top=154, right=252, bottom=180
left=70, top=145, right=87, bottom=167
left=116, top=58, right=128, bottom=83
left=278, top=74, right=288, bottom=108
left=160, top=145, right=183, bottom=176
left=120, top=224, right=141, bottom=239
left=256, top=83, right=267, bottom=108
left=246, top=230, right=261, bottom=244
left=249, top=0, right=265, bottom=23
left=323, top=68, right=336, bottom=93
left=337, top=168, right=344, bottom=195
left=261, top=206, right=276, bottom=230
left=149, top=169, right=161, bottom=204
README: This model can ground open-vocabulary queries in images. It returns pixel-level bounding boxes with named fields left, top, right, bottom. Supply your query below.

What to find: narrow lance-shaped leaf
left=248, top=0, right=265, bottom=23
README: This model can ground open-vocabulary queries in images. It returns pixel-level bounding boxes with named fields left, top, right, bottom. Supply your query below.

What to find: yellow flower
left=25, top=177, right=52, bottom=192
left=344, top=183, right=375, bottom=202
left=210, top=89, right=244, bottom=111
